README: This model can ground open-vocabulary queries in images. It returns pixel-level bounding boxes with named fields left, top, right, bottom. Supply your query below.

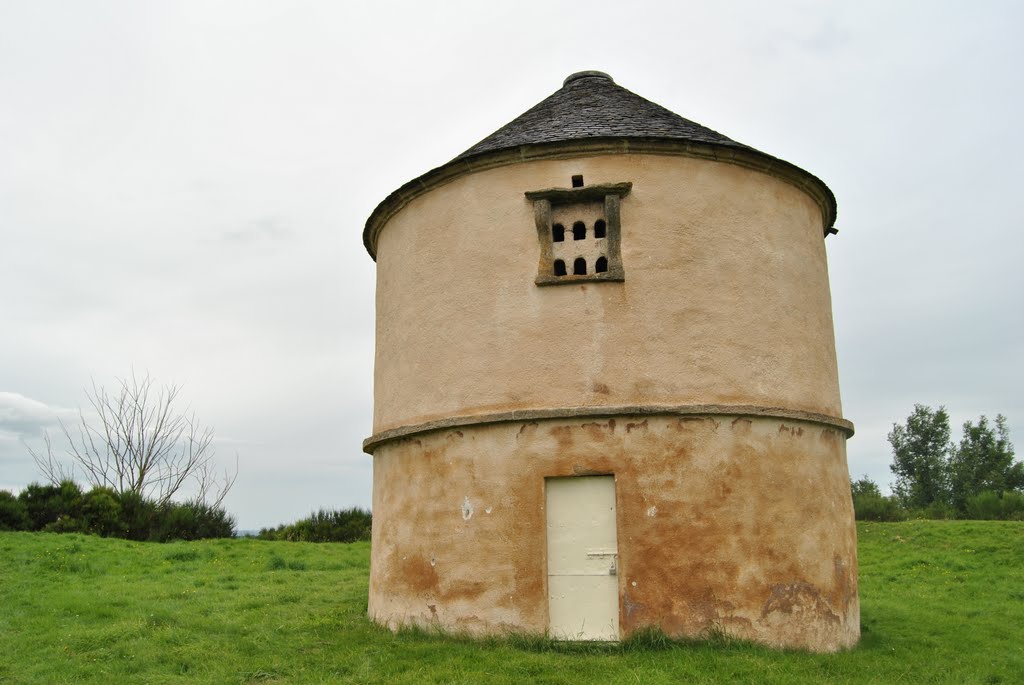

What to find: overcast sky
left=2, top=1, right=1021, bottom=530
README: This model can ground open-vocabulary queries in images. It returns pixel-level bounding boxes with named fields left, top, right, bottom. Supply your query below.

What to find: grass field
left=1, top=521, right=1022, bottom=684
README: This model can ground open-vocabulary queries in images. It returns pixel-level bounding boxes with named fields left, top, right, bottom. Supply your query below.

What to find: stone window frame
left=526, top=181, right=632, bottom=286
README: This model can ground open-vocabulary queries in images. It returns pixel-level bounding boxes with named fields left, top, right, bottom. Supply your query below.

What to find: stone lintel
left=525, top=182, right=632, bottom=204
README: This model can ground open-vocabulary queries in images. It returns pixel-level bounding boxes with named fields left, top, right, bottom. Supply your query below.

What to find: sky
left=1, top=1, right=1021, bottom=530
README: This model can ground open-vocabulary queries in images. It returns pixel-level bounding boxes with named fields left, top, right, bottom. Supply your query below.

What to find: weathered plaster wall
left=372, top=153, right=842, bottom=436
left=368, top=415, right=859, bottom=652
left=367, top=151, right=856, bottom=651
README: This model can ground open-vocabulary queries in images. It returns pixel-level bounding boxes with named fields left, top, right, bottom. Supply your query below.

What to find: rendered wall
left=371, top=153, right=842, bottom=435
left=368, top=415, right=859, bottom=652
left=367, top=151, right=857, bottom=651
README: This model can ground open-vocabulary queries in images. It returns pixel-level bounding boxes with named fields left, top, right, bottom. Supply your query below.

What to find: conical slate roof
left=364, top=71, right=836, bottom=259
left=455, top=71, right=749, bottom=160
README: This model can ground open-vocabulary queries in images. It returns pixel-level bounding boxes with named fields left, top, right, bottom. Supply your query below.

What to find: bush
left=965, top=491, right=1003, bottom=520
left=1001, top=491, right=1024, bottom=520
left=5, top=478, right=235, bottom=541
left=854, top=493, right=907, bottom=521
left=43, top=516, right=85, bottom=533
left=80, top=487, right=122, bottom=536
left=114, top=492, right=234, bottom=542
left=116, top=491, right=157, bottom=541
left=19, top=481, right=83, bottom=530
left=258, top=508, right=371, bottom=543
left=964, top=490, right=1024, bottom=520
left=917, top=500, right=957, bottom=520
left=851, top=476, right=907, bottom=521
left=0, top=490, right=30, bottom=531
left=150, top=500, right=235, bottom=542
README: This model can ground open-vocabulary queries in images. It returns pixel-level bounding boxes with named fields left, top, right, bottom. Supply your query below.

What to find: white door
left=546, top=475, right=619, bottom=641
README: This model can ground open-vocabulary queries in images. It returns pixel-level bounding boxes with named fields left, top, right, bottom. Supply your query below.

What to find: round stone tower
left=362, top=71, right=858, bottom=652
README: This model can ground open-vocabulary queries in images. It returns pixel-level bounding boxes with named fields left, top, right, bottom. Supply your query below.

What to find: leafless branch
left=25, top=370, right=236, bottom=507
left=25, top=432, right=74, bottom=486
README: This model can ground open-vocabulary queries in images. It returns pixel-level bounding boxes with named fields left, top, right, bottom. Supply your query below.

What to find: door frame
left=543, top=473, right=622, bottom=641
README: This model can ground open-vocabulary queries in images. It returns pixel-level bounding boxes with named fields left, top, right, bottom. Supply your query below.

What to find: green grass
left=1, top=521, right=1022, bottom=684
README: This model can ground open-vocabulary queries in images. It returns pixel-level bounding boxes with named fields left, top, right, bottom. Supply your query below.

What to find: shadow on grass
left=388, top=621, right=765, bottom=656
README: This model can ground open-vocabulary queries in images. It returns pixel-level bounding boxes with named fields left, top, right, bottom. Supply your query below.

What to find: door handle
left=587, top=550, right=618, bottom=575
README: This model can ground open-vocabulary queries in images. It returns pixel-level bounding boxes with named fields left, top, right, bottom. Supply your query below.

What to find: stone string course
left=363, top=404, right=855, bottom=453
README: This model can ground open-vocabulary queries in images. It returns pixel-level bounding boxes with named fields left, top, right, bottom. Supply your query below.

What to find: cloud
left=0, top=393, right=78, bottom=482
left=1, top=1, right=1021, bottom=526
left=0, top=392, right=76, bottom=440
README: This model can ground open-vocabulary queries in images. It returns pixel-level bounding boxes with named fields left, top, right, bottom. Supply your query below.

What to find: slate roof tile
left=455, top=71, right=750, bottom=160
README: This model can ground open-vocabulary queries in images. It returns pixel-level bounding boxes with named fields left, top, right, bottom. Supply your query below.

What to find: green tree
left=888, top=405, right=952, bottom=509
left=851, top=475, right=882, bottom=500
left=948, top=415, right=1022, bottom=513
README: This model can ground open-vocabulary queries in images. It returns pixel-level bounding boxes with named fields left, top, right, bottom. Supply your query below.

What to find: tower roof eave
left=362, top=73, right=837, bottom=260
